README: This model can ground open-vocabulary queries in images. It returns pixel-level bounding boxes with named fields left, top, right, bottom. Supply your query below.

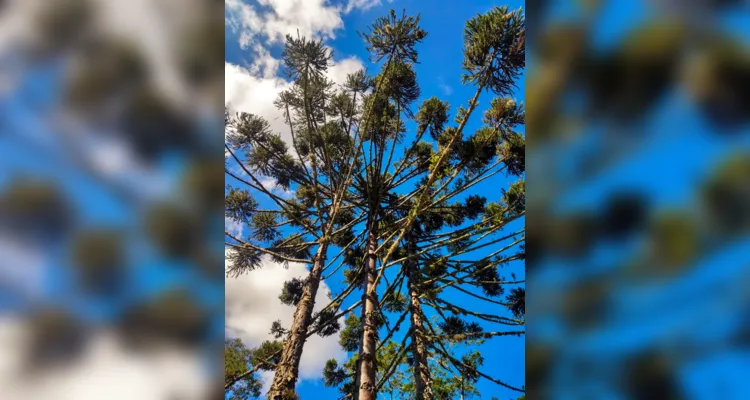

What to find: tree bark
left=406, top=239, right=434, bottom=400
left=267, top=244, right=328, bottom=400
left=357, top=222, right=379, bottom=400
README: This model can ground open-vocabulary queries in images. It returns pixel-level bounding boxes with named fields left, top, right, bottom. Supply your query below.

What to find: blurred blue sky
left=532, top=1, right=750, bottom=399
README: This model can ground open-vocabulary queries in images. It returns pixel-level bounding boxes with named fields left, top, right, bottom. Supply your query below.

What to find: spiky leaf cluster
left=312, top=307, right=342, bottom=337
left=339, top=313, right=363, bottom=353
left=279, top=278, right=306, bottom=306
left=226, top=246, right=262, bottom=278
left=415, top=97, right=450, bottom=140
left=506, top=287, right=525, bottom=319
left=462, top=6, right=525, bottom=95
left=225, top=187, right=258, bottom=224
left=225, top=339, right=263, bottom=399
left=250, top=340, right=284, bottom=371
left=439, top=315, right=483, bottom=337
left=360, top=9, right=427, bottom=63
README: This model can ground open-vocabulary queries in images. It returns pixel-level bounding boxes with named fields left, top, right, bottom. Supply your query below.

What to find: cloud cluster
left=226, top=0, right=343, bottom=49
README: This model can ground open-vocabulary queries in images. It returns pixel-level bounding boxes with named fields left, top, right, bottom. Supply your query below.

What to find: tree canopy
left=225, top=5, right=525, bottom=400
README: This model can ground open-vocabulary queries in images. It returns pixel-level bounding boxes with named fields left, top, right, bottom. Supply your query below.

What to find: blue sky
left=225, top=0, right=525, bottom=399
left=0, top=60, right=224, bottom=323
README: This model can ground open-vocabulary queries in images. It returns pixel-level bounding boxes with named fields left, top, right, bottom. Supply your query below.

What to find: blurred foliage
left=70, top=228, right=126, bottom=294
left=119, top=289, right=212, bottom=348
left=527, top=1, right=750, bottom=399
left=0, top=0, right=224, bottom=398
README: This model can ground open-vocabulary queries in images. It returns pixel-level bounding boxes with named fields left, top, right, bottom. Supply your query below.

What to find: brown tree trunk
left=267, top=244, right=328, bottom=400
left=357, top=223, right=379, bottom=400
left=406, top=240, right=434, bottom=399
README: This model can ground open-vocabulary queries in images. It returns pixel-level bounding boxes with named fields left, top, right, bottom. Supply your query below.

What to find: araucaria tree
left=225, top=33, right=366, bottom=399
left=225, top=5, right=525, bottom=400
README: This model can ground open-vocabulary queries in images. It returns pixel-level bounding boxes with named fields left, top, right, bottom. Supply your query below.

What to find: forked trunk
left=406, top=240, right=434, bottom=399
left=267, top=244, right=328, bottom=400
left=357, top=223, right=379, bottom=400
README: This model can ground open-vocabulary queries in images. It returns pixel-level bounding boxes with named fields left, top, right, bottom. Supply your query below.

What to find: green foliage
left=462, top=6, right=525, bottom=95
left=501, top=179, right=526, bottom=219
left=439, top=315, right=483, bottom=337
left=362, top=91, right=404, bottom=142
left=270, top=320, right=286, bottom=339
left=323, top=359, right=349, bottom=387
left=373, top=61, right=421, bottom=112
left=228, top=111, right=306, bottom=190
left=506, top=287, right=525, bottom=319
left=225, top=338, right=263, bottom=399
left=500, top=131, right=526, bottom=176
left=331, top=227, right=356, bottom=248
left=360, top=9, right=427, bottom=63
left=702, top=153, right=750, bottom=233
left=382, top=292, right=408, bottom=313
left=649, top=211, right=697, bottom=269
left=415, top=97, right=451, bottom=140
left=472, top=259, right=505, bottom=297
left=270, top=236, right=312, bottom=264
left=312, top=307, right=342, bottom=337
left=250, top=340, right=284, bottom=371
left=279, top=278, right=306, bottom=306
left=460, top=350, right=485, bottom=382
left=71, top=228, right=125, bottom=293
left=485, top=97, right=525, bottom=134
left=225, top=187, right=258, bottom=224
left=339, top=313, right=363, bottom=352
left=226, top=245, right=262, bottom=278
left=251, top=211, right=280, bottom=242
left=281, top=34, right=331, bottom=79
left=228, top=113, right=273, bottom=149
left=343, top=247, right=365, bottom=268
left=345, top=69, right=371, bottom=93
left=463, top=195, right=488, bottom=220
left=456, top=126, right=502, bottom=174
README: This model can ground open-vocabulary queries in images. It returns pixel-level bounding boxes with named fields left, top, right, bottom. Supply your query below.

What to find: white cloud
left=226, top=0, right=344, bottom=49
left=438, top=77, right=453, bottom=96
left=326, top=56, right=364, bottom=86
left=225, top=252, right=346, bottom=383
left=225, top=62, right=293, bottom=142
left=343, top=0, right=391, bottom=14
left=225, top=217, right=244, bottom=238
left=0, top=318, right=212, bottom=400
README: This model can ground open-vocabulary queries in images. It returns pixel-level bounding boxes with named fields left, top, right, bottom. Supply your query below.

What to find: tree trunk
left=267, top=244, right=328, bottom=400
left=406, top=239, right=434, bottom=399
left=357, top=223, right=379, bottom=400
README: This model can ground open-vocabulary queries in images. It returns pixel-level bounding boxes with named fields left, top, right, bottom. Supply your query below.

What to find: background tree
left=224, top=31, right=369, bottom=400
left=225, top=338, right=285, bottom=399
